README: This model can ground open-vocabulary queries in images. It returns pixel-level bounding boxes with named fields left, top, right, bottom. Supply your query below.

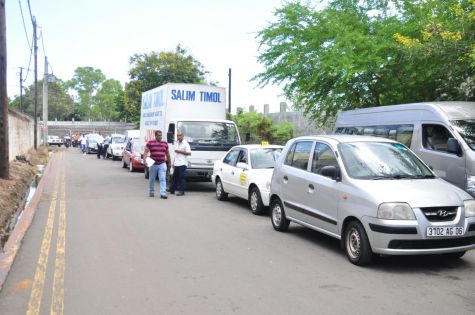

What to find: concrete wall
left=8, top=109, right=37, bottom=161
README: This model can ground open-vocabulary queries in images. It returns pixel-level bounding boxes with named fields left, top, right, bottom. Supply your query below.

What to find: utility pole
left=228, top=68, right=232, bottom=113
left=33, top=17, right=38, bottom=149
left=42, top=56, right=48, bottom=146
left=0, top=0, right=9, bottom=179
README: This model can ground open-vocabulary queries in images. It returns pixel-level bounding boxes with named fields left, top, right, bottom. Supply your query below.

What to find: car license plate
left=426, top=226, right=464, bottom=237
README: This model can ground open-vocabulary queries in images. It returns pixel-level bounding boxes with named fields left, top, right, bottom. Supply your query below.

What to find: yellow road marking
left=26, top=172, right=60, bottom=315
left=51, top=169, right=66, bottom=315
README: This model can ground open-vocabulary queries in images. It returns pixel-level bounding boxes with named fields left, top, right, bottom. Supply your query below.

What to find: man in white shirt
left=80, top=134, right=87, bottom=155
left=169, top=130, right=191, bottom=196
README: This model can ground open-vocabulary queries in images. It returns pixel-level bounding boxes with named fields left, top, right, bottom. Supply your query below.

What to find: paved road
left=0, top=148, right=474, bottom=315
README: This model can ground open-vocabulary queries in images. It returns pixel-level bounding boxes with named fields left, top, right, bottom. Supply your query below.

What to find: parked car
left=122, top=138, right=144, bottom=172
left=85, top=133, right=100, bottom=154
left=212, top=144, right=283, bottom=214
left=270, top=135, right=475, bottom=265
left=47, top=135, right=63, bottom=147
left=107, top=134, right=126, bottom=160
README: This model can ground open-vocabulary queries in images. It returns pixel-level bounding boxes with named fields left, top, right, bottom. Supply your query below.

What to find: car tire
left=215, top=178, right=228, bottom=201
left=122, top=159, right=127, bottom=168
left=270, top=198, right=290, bottom=232
left=129, top=161, right=134, bottom=172
left=144, top=167, right=149, bottom=179
left=441, top=251, right=466, bottom=260
left=249, top=187, right=265, bottom=215
left=344, top=221, right=373, bottom=266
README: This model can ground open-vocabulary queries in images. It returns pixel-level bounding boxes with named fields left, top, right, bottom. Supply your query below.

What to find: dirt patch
left=0, top=146, right=49, bottom=249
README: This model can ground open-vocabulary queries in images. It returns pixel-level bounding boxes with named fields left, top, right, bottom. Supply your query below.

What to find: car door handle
left=308, top=184, right=315, bottom=194
left=283, top=175, right=288, bottom=184
left=231, top=171, right=234, bottom=175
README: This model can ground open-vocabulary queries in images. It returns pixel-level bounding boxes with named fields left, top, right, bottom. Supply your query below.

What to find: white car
left=212, top=144, right=283, bottom=215
left=107, top=134, right=126, bottom=160
left=47, top=135, right=63, bottom=146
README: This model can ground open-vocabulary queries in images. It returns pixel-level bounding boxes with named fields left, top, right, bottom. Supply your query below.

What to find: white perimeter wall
left=8, top=109, right=38, bottom=161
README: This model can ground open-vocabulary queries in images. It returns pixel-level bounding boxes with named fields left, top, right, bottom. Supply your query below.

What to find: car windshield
left=112, top=136, right=126, bottom=144
left=338, top=142, right=434, bottom=179
left=250, top=148, right=282, bottom=169
left=177, top=121, right=240, bottom=151
left=450, top=119, right=475, bottom=150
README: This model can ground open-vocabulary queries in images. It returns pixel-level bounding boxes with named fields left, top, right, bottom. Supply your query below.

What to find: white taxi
left=212, top=144, right=283, bottom=215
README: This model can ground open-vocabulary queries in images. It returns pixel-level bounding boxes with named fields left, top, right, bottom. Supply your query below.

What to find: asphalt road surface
left=0, top=148, right=474, bottom=315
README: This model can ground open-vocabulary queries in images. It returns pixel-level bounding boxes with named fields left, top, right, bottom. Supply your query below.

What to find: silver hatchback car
left=270, top=135, right=475, bottom=265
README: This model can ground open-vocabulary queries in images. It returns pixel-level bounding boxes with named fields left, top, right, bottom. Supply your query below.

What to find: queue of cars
left=80, top=121, right=475, bottom=266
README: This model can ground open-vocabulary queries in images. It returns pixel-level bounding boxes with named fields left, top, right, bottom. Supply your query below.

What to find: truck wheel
left=344, top=221, right=373, bottom=266
left=215, top=178, right=228, bottom=201
left=249, top=187, right=265, bottom=215
left=270, top=198, right=290, bottom=232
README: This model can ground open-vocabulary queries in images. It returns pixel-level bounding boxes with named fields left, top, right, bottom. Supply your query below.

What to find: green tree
left=233, top=109, right=293, bottom=144
left=124, top=45, right=208, bottom=123
left=9, top=76, right=75, bottom=120
left=67, top=66, right=106, bottom=120
left=93, top=79, right=124, bottom=121
left=254, top=0, right=475, bottom=126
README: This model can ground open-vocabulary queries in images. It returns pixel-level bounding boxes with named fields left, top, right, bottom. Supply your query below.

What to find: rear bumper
left=185, top=168, right=213, bottom=181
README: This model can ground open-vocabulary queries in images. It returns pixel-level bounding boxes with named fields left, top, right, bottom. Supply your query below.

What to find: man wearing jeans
left=143, top=130, right=171, bottom=199
left=169, top=130, right=191, bottom=196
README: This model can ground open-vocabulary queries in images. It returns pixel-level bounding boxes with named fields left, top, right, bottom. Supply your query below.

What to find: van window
left=335, top=124, right=414, bottom=146
left=451, top=119, right=475, bottom=150
left=284, top=141, right=313, bottom=170
left=311, top=142, right=338, bottom=175
left=422, top=124, right=453, bottom=152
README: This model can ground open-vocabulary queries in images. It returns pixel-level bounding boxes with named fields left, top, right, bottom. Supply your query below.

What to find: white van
left=334, top=102, right=475, bottom=196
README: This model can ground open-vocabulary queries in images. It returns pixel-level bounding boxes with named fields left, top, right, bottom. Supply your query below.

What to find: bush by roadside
left=0, top=146, right=49, bottom=249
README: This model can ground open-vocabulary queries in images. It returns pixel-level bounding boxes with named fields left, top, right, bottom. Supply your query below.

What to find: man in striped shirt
left=144, top=130, right=171, bottom=198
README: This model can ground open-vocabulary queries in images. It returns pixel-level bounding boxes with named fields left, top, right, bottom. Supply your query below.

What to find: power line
left=18, top=0, right=31, bottom=49
left=27, top=0, right=34, bottom=23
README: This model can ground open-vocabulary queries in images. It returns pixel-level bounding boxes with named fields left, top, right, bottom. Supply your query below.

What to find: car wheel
left=271, top=198, right=289, bottom=231
left=441, top=251, right=466, bottom=260
left=122, top=159, right=127, bottom=168
left=215, top=178, right=228, bottom=201
left=129, top=161, right=134, bottom=172
left=144, top=167, right=149, bottom=179
left=344, top=221, right=373, bottom=266
left=249, top=187, right=265, bottom=215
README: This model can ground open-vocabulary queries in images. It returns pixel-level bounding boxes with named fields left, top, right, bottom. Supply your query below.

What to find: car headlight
left=377, top=202, right=416, bottom=220
left=464, top=199, right=475, bottom=217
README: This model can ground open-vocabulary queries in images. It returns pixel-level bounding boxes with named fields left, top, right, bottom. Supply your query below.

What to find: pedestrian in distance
left=96, top=133, right=105, bottom=159
left=169, top=130, right=191, bottom=196
left=80, top=134, right=87, bottom=155
left=143, top=130, right=171, bottom=199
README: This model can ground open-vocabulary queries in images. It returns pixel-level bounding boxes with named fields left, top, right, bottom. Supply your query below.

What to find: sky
left=6, top=0, right=292, bottom=114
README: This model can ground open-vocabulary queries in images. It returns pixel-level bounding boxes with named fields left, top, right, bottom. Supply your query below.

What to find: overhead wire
left=18, top=0, right=31, bottom=50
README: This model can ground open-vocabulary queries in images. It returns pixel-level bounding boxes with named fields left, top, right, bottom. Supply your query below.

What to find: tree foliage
left=9, top=76, right=75, bottom=120
left=254, top=0, right=475, bottom=126
left=233, top=109, right=294, bottom=145
left=124, top=45, right=208, bottom=123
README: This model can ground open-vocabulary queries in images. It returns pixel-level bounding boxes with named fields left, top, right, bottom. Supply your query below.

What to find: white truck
left=139, top=83, right=241, bottom=181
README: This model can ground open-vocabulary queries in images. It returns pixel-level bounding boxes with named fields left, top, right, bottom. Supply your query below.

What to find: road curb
left=0, top=152, right=55, bottom=291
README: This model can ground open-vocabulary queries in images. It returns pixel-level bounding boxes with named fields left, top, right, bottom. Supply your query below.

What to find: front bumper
left=363, top=214, right=475, bottom=255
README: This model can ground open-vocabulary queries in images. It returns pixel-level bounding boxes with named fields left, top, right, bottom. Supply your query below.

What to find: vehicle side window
left=422, top=124, right=453, bottom=152
left=223, top=149, right=240, bottom=166
left=335, top=124, right=414, bottom=146
left=237, top=149, right=248, bottom=164
left=284, top=141, right=312, bottom=170
left=311, top=142, right=338, bottom=175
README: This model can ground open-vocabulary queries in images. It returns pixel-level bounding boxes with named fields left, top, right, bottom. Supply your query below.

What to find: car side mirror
left=321, top=165, right=341, bottom=181
left=447, top=138, right=462, bottom=156
left=236, top=162, right=248, bottom=170
left=167, top=131, right=174, bottom=144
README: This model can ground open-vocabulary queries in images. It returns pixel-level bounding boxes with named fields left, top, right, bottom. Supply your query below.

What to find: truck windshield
left=451, top=119, right=475, bottom=150
left=177, top=121, right=240, bottom=151
left=339, top=142, right=434, bottom=179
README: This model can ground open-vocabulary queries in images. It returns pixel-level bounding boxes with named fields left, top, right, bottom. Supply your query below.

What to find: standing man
left=96, top=133, right=104, bottom=159
left=144, top=130, right=171, bottom=199
left=80, top=134, right=87, bottom=155
left=169, top=130, right=191, bottom=196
